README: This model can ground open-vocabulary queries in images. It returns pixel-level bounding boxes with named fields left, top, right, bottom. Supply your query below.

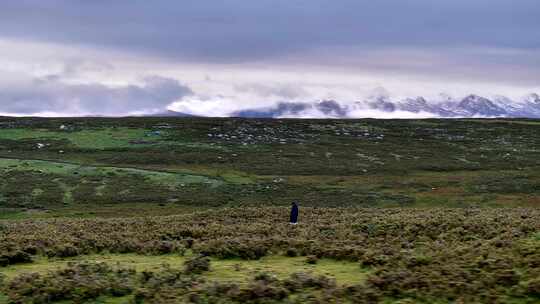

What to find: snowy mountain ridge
left=229, top=93, right=540, bottom=118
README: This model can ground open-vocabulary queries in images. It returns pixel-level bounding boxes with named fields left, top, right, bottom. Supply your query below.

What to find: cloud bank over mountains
left=172, top=92, right=540, bottom=119
left=1, top=64, right=539, bottom=118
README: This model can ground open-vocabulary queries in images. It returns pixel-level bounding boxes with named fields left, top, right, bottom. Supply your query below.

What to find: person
left=290, top=202, right=299, bottom=225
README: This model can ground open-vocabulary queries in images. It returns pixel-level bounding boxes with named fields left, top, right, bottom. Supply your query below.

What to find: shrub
left=286, top=272, right=336, bottom=290
left=305, top=255, right=318, bottom=264
left=285, top=248, right=298, bottom=257
left=48, top=245, right=79, bottom=258
left=526, top=278, right=540, bottom=296
left=183, top=256, right=211, bottom=274
left=22, top=245, right=38, bottom=255
left=406, top=254, right=432, bottom=267
left=254, top=272, right=278, bottom=283
left=238, top=281, right=289, bottom=302
left=5, top=262, right=137, bottom=303
left=137, top=240, right=185, bottom=255
left=0, top=250, right=33, bottom=267
left=195, top=239, right=269, bottom=260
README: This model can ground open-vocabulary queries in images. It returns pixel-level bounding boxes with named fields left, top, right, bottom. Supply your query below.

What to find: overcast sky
left=0, top=0, right=539, bottom=117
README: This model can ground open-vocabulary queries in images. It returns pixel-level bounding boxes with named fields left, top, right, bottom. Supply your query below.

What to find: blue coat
left=290, top=203, right=299, bottom=223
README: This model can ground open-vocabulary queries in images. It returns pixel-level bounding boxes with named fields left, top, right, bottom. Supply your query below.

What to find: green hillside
left=1, top=117, right=539, bottom=218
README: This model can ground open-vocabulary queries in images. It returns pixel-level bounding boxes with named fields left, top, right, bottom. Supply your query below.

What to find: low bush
left=285, top=248, right=298, bottom=257
left=305, top=255, right=318, bottom=264
left=4, top=262, right=137, bottom=303
left=47, top=244, right=80, bottom=258
left=184, top=256, right=211, bottom=274
left=0, top=250, right=32, bottom=267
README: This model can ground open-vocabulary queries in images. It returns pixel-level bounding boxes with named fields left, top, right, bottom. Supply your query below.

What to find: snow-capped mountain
left=364, top=93, right=396, bottom=112
left=525, top=93, right=540, bottom=105
left=513, top=93, right=540, bottom=117
left=456, top=95, right=507, bottom=116
left=225, top=93, right=540, bottom=118
left=397, top=97, right=457, bottom=117
left=492, top=96, right=522, bottom=115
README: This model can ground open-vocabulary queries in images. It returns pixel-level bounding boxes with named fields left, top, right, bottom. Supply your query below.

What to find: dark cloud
left=0, top=1, right=538, bottom=63
left=234, top=83, right=307, bottom=99
left=0, top=76, right=192, bottom=115
left=232, top=100, right=357, bottom=118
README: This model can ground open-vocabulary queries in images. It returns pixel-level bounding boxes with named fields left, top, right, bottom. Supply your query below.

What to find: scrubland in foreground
left=1, top=208, right=540, bottom=303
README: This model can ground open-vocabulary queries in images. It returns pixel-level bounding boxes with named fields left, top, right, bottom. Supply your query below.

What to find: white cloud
left=0, top=74, right=192, bottom=116
left=0, top=38, right=539, bottom=118
left=344, top=109, right=438, bottom=119
left=168, top=97, right=235, bottom=117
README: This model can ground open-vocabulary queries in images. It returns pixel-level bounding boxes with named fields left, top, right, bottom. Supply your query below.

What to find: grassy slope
left=1, top=117, right=539, bottom=218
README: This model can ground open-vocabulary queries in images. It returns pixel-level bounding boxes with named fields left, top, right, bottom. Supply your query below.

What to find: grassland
left=1, top=117, right=540, bottom=218
left=1, top=117, right=539, bottom=303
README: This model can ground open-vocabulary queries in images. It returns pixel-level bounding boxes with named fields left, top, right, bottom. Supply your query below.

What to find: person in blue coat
left=290, top=202, right=299, bottom=225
